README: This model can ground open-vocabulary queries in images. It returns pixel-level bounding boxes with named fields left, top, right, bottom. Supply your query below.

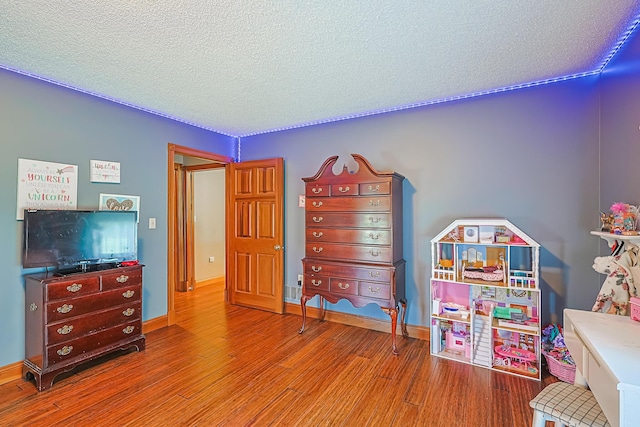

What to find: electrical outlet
left=297, top=274, right=303, bottom=286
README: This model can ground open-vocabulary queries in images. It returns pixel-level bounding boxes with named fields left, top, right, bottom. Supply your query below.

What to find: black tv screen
left=23, top=209, right=138, bottom=271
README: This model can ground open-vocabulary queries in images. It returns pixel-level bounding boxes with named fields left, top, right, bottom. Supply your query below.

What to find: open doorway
left=167, top=144, right=232, bottom=326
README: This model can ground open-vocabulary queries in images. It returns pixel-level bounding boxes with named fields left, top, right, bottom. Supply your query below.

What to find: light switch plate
left=149, top=217, right=156, bottom=229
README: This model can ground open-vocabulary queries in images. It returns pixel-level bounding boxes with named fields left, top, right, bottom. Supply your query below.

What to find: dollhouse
left=430, top=219, right=541, bottom=380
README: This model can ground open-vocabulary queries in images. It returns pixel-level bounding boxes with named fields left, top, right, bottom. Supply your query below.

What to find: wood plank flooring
left=0, top=283, right=557, bottom=426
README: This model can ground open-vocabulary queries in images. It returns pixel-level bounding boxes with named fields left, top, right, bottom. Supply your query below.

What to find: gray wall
left=0, top=69, right=234, bottom=366
left=240, top=76, right=603, bottom=328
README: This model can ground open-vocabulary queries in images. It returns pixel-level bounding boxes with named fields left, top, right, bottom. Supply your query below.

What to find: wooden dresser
left=23, top=265, right=145, bottom=391
left=299, top=154, right=407, bottom=354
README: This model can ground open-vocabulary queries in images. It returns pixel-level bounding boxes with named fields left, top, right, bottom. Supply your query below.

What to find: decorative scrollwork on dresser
left=299, top=154, right=408, bottom=355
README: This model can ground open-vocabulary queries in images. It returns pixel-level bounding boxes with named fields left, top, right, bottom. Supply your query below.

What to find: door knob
left=274, top=245, right=281, bottom=251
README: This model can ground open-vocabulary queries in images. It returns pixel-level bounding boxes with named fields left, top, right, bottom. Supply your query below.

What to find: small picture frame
left=463, top=226, right=479, bottom=243
left=99, top=193, right=140, bottom=222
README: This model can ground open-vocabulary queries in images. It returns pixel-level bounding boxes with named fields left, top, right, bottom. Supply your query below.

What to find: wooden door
left=227, top=158, right=284, bottom=313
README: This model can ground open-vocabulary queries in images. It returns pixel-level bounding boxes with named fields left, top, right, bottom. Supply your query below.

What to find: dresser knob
left=313, top=247, right=323, bottom=253
left=369, top=216, right=381, bottom=223
left=338, top=282, right=350, bottom=290
left=311, top=279, right=322, bottom=286
left=29, top=303, right=38, bottom=312
left=311, top=266, right=322, bottom=272
left=123, top=308, right=135, bottom=316
left=368, top=286, right=380, bottom=294
left=312, top=216, right=323, bottom=223
left=312, top=231, right=323, bottom=238
left=122, top=290, right=135, bottom=298
left=369, top=200, right=381, bottom=207
left=57, top=304, right=73, bottom=314
left=368, top=185, right=380, bottom=192
left=122, top=326, right=135, bottom=334
left=57, top=325, right=74, bottom=335
left=368, top=271, right=380, bottom=278
left=338, top=186, right=350, bottom=193
left=370, top=250, right=380, bottom=257
left=116, top=275, right=129, bottom=283
left=311, top=187, right=323, bottom=194
left=57, top=346, right=73, bottom=356
left=66, top=283, right=82, bottom=292
left=312, top=201, right=323, bottom=208
left=369, top=233, right=380, bottom=240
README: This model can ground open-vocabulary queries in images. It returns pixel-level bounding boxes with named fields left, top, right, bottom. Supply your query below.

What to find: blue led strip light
left=2, top=9, right=640, bottom=139
left=597, top=14, right=640, bottom=72
left=0, top=64, right=237, bottom=138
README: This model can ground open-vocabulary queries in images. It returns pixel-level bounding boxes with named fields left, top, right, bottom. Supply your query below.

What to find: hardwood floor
left=0, top=283, right=557, bottom=426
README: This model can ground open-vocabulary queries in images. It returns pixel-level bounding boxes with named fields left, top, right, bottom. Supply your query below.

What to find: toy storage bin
left=631, top=297, right=640, bottom=322
left=542, top=352, right=576, bottom=384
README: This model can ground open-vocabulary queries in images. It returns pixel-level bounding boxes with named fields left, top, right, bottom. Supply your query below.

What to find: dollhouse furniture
left=299, top=154, right=407, bottom=355
left=529, top=382, right=610, bottom=427
left=563, top=309, right=640, bottom=427
left=430, top=219, right=541, bottom=380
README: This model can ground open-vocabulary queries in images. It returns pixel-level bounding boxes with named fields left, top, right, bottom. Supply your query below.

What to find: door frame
left=167, top=143, right=233, bottom=326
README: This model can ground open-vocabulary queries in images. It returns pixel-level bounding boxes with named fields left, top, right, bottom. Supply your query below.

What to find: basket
left=543, top=351, right=576, bottom=384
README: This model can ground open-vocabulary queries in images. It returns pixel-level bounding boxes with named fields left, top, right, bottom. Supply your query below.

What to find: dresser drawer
left=306, top=196, right=391, bottom=212
left=329, top=277, right=358, bottom=296
left=46, top=319, right=141, bottom=366
left=46, top=301, right=142, bottom=345
left=360, top=181, right=390, bottom=195
left=304, top=260, right=393, bottom=283
left=306, top=243, right=392, bottom=263
left=102, top=268, right=142, bottom=290
left=359, top=281, right=391, bottom=300
left=306, top=212, right=390, bottom=228
left=305, top=228, right=391, bottom=245
left=304, top=274, right=329, bottom=292
left=46, top=276, right=100, bottom=301
left=306, top=184, right=329, bottom=197
left=46, top=285, right=142, bottom=323
left=330, top=184, right=358, bottom=196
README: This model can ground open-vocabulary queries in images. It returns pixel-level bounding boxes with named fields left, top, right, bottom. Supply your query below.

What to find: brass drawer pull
left=368, top=185, right=380, bottom=192
left=30, top=303, right=38, bottom=312
left=57, top=346, right=73, bottom=356
left=369, top=233, right=380, bottom=240
left=369, top=216, right=381, bottom=223
left=312, top=216, right=323, bottom=223
left=57, top=325, right=73, bottom=335
left=123, top=308, right=135, bottom=316
left=116, top=275, right=129, bottom=283
left=66, top=283, right=82, bottom=292
left=311, top=187, right=323, bottom=194
left=370, top=250, right=381, bottom=257
left=369, top=200, right=380, bottom=207
left=122, top=290, right=135, bottom=298
left=311, top=266, right=322, bottom=272
left=123, top=326, right=135, bottom=334
left=57, top=304, right=73, bottom=314
left=311, top=279, right=322, bottom=286
left=338, top=282, right=350, bottom=290
left=369, top=271, right=380, bottom=278
left=312, top=231, right=324, bottom=238
left=312, top=201, right=323, bottom=208
left=312, top=247, right=323, bottom=253
left=368, top=286, right=380, bottom=294
left=338, top=186, right=350, bottom=193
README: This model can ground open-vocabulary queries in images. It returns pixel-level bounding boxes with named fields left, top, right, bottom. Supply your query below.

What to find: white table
left=563, top=309, right=640, bottom=427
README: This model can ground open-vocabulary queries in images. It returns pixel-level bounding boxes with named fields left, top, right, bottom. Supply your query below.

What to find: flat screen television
left=22, top=209, right=138, bottom=274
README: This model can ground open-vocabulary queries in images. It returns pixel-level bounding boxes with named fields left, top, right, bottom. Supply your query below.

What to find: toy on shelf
left=608, top=202, right=638, bottom=235
left=591, top=244, right=639, bottom=315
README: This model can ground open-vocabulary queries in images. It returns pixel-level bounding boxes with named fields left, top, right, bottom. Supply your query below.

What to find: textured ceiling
left=1, top=1, right=639, bottom=137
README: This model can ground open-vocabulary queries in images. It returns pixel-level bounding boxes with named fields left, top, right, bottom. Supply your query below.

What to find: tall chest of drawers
left=23, top=265, right=145, bottom=391
left=299, top=154, right=407, bottom=354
